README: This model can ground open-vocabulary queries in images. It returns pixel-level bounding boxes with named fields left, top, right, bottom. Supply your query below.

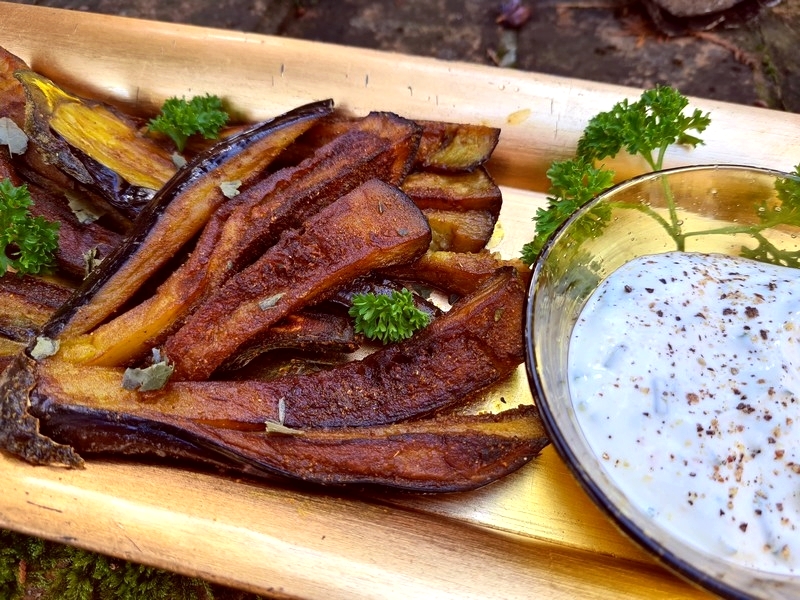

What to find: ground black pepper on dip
left=568, top=251, right=800, bottom=573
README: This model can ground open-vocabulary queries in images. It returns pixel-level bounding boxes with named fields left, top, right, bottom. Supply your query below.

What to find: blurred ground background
left=5, top=0, right=800, bottom=111
left=0, top=0, right=798, bottom=599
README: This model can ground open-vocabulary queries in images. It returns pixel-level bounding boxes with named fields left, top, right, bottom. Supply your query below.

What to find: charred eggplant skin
left=31, top=268, right=524, bottom=429
left=30, top=399, right=243, bottom=474
left=57, top=112, right=421, bottom=369
left=29, top=390, right=546, bottom=493
left=0, top=353, right=83, bottom=467
left=164, top=178, right=432, bottom=380
left=43, top=100, right=334, bottom=340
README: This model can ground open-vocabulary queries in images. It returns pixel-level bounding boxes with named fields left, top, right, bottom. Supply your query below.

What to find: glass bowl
left=525, top=164, right=800, bottom=599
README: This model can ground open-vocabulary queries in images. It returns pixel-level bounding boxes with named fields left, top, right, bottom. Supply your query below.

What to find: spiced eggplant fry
left=401, top=167, right=502, bottom=217
left=219, top=309, right=359, bottom=373
left=382, top=249, right=532, bottom=297
left=0, top=47, right=139, bottom=230
left=30, top=396, right=546, bottom=492
left=47, top=100, right=334, bottom=340
left=210, top=112, right=420, bottom=281
left=282, top=114, right=500, bottom=174
left=424, top=208, right=497, bottom=253
left=16, top=69, right=178, bottom=216
left=32, top=268, right=524, bottom=429
left=59, top=112, right=417, bottom=368
left=414, top=119, right=500, bottom=172
left=195, top=405, right=547, bottom=492
left=164, top=178, right=431, bottom=380
left=0, top=51, right=548, bottom=493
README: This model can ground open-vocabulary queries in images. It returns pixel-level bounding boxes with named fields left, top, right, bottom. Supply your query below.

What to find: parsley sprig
left=0, top=178, right=59, bottom=276
left=576, top=86, right=711, bottom=172
left=522, top=86, right=800, bottom=268
left=521, top=159, right=614, bottom=264
left=349, top=289, right=430, bottom=344
left=521, top=86, right=711, bottom=265
left=708, top=164, right=800, bottom=267
left=148, top=94, right=229, bottom=153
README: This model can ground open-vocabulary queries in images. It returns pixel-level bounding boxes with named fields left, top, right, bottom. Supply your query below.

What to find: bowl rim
left=524, top=163, right=800, bottom=600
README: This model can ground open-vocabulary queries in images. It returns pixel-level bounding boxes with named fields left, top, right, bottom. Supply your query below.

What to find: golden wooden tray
left=1, top=3, right=799, bottom=598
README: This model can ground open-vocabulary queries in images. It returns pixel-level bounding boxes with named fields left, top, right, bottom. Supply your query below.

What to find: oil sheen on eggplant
left=33, top=269, right=525, bottom=429
left=45, top=99, right=334, bottom=340
left=57, top=112, right=421, bottom=369
left=0, top=86, right=546, bottom=492
left=28, top=391, right=547, bottom=492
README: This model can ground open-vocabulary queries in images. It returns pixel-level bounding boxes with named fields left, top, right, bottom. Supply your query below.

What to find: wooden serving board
left=1, top=3, right=799, bottom=598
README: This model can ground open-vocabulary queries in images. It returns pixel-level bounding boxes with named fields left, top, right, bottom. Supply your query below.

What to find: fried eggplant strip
left=401, top=167, right=502, bottom=217
left=164, top=178, right=431, bottom=380
left=0, top=275, right=73, bottom=342
left=30, top=387, right=546, bottom=492
left=12, top=154, right=135, bottom=235
left=425, top=208, right=497, bottom=253
left=198, top=405, right=547, bottom=492
left=16, top=70, right=177, bottom=196
left=219, top=309, right=358, bottom=373
left=57, top=111, right=413, bottom=368
left=414, top=120, right=500, bottom=172
left=35, top=268, right=523, bottom=428
left=277, top=115, right=499, bottom=175
left=1, top=48, right=137, bottom=230
left=383, top=249, right=532, bottom=296
left=209, top=112, right=420, bottom=281
left=47, top=100, right=334, bottom=341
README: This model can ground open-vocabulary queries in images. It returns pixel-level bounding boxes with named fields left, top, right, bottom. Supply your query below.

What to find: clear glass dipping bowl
left=525, top=164, right=800, bottom=599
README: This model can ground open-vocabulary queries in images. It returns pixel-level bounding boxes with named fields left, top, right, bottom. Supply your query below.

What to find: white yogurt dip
left=569, top=251, right=800, bottom=574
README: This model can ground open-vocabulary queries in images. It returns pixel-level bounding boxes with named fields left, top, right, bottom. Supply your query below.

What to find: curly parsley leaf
left=767, top=164, right=800, bottom=226
left=577, top=85, right=711, bottom=171
left=349, top=289, right=430, bottom=344
left=148, top=94, right=229, bottom=152
left=0, top=178, right=59, bottom=276
left=521, top=158, right=615, bottom=265
left=522, top=86, right=710, bottom=265
left=741, top=165, right=800, bottom=267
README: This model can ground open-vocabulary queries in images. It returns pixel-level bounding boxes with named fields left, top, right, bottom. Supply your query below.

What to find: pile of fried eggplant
left=0, top=46, right=548, bottom=493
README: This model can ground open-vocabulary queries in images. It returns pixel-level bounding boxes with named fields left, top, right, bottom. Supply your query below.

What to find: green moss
left=0, top=529, right=265, bottom=600
left=0, top=530, right=46, bottom=598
